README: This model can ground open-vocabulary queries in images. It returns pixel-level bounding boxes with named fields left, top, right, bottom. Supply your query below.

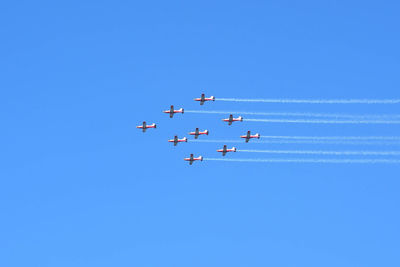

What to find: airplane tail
left=205, top=130, right=209, bottom=135
left=240, top=116, right=243, bottom=122
left=211, top=96, right=215, bottom=101
left=233, top=147, right=237, bottom=152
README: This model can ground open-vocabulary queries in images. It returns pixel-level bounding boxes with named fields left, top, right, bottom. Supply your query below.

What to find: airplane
left=217, top=145, right=237, bottom=156
left=184, top=154, right=203, bottom=165
left=240, top=131, right=260, bottom=142
left=189, top=128, right=209, bottom=139
left=194, top=93, right=215, bottom=105
left=136, top=121, right=157, bottom=132
left=222, top=114, right=243, bottom=125
left=163, top=105, right=184, bottom=118
left=168, top=135, right=187, bottom=146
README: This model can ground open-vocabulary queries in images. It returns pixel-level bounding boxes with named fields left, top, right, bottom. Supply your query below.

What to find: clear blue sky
left=1, top=1, right=400, bottom=266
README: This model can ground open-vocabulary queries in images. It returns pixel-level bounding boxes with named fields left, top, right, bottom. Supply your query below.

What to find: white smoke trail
left=185, top=110, right=400, bottom=120
left=217, top=98, right=400, bottom=104
left=189, top=139, right=400, bottom=145
left=245, top=118, right=400, bottom=124
left=204, top=158, right=400, bottom=164
left=262, top=135, right=400, bottom=140
left=238, top=149, right=400, bottom=156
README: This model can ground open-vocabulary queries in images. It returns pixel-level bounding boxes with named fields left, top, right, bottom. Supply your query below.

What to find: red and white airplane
left=189, top=128, right=209, bottom=139
left=222, top=114, right=243, bottom=125
left=217, top=145, right=237, bottom=156
left=163, top=105, right=184, bottom=118
left=194, top=93, right=215, bottom=105
left=184, top=154, right=203, bottom=165
left=240, top=131, right=260, bottom=142
left=136, top=121, right=157, bottom=132
left=168, top=135, right=188, bottom=146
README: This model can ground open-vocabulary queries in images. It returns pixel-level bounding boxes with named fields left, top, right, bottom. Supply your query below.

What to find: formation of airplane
left=138, top=94, right=263, bottom=164
left=136, top=121, right=157, bottom=132
left=194, top=94, right=215, bottom=105
left=217, top=145, right=237, bottom=156
left=189, top=128, right=209, bottom=139
left=222, top=114, right=243, bottom=125
left=163, top=105, right=184, bottom=118
left=240, top=131, right=260, bottom=142
left=168, top=135, right=188, bottom=146
left=184, top=154, right=203, bottom=165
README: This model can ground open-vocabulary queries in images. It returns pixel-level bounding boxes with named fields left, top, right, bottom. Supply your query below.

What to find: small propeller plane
left=240, top=131, right=260, bottom=142
left=222, top=114, right=243, bottom=125
left=184, top=154, right=203, bottom=165
left=163, top=105, right=184, bottom=118
left=136, top=121, right=157, bottom=132
left=217, top=145, right=237, bottom=156
left=194, top=93, right=215, bottom=105
left=189, top=128, right=209, bottom=139
left=168, top=135, right=188, bottom=146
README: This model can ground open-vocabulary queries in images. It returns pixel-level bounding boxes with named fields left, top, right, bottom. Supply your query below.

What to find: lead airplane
left=240, top=131, right=260, bottom=142
left=222, top=114, right=243, bottom=125
left=194, top=94, right=215, bottom=105
left=217, top=145, right=237, bottom=156
left=168, top=135, right=187, bottom=146
left=163, top=105, right=184, bottom=118
left=184, top=154, right=203, bottom=165
left=189, top=128, right=209, bottom=139
left=136, top=121, right=157, bottom=132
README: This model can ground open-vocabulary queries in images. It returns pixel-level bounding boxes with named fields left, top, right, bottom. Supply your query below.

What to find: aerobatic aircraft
left=217, top=145, right=237, bottom=156
left=240, top=131, right=260, bottom=142
left=222, top=114, right=243, bottom=125
left=184, top=154, right=203, bottom=165
left=168, top=135, right=187, bottom=146
left=136, top=121, right=156, bottom=132
left=163, top=105, right=184, bottom=118
left=194, top=94, right=215, bottom=105
left=189, top=128, right=209, bottom=139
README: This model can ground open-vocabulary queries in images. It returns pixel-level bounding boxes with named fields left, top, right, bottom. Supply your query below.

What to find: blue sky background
left=1, top=1, right=400, bottom=266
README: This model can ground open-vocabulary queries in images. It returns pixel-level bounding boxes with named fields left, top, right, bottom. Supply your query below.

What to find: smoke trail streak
left=205, top=158, right=400, bottom=164
left=245, top=118, right=400, bottom=124
left=189, top=139, right=400, bottom=145
left=261, top=136, right=400, bottom=140
left=238, top=149, right=400, bottom=156
left=185, top=110, right=400, bottom=120
left=217, top=98, right=400, bottom=104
